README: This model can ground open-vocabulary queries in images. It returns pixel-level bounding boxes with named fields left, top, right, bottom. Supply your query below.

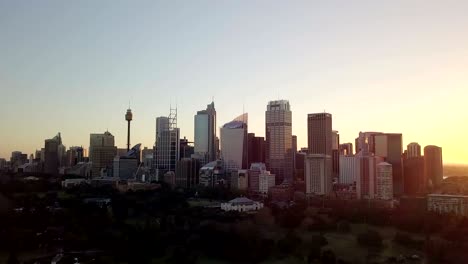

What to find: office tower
left=194, top=101, right=217, bottom=165
left=179, top=137, right=194, bottom=159
left=125, top=108, right=133, bottom=152
left=247, top=133, right=265, bottom=168
left=339, top=155, right=356, bottom=184
left=355, top=132, right=384, bottom=154
left=376, top=162, right=393, bottom=200
left=0, top=158, right=6, bottom=170
left=10, top=151, right=28, bottom=170
left=292, top=135, right=297, bottom=172
left=89, top=131, right=117, bottom=177
left=339, top=143, right=353, bottom=156
left=331, top=130, right=340, bottom=180
left=295, top=151, right=306, bottom=181
left=154, top=108, right=180, bottom=180
left=259, top=171, right=276, bottom=196
left=176, top=158, right=201, bottom=188
left=424, top=145, right=443, bottom=188
left=305, top=154, right=332, bottom=195
left=265, top=100, right=293, bottom=184
left=355, top=152, right=383, bottom=199
left=220, top=113, right=248, bottom=173
left=113, top=144, right=140, bottom=180
left=374, top=133, right=403, bottom=197
left=407, top=142, right=421, bottom=159
left=249, top=162, right=266, bottom=193
left=199, top=160, right=224, bottom=187
left=67, top=146, right=84, bottom=167
left=141, top=147, right=153, bottom=165
left=44, top=133, right=62, bottom=175
left=308, top=113, right=332, bottom=156
left=403, top=156, right=426, bottom=195
left=231, top=169, right=249, bottom=191
left=306, top=113, right=333, bottom=195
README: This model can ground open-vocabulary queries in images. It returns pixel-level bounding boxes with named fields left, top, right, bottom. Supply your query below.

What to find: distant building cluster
left=1, top=99, right=445, bottom=211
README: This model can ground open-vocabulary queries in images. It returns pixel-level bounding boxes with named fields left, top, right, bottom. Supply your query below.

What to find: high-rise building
left=89, top=131, right=117, bottom=177
left=331, top=130, right=340, bottom=181
left=113, top=144, right=140, bottom=180
left=306, top=113, right=333, bottom=195
left=339, top=143, right=353, bottom=156
left=44, top=133, right=62, bottom=175
left=179, top=137, right=194, bottom=160
left=221, top=113, right=248, bottom=173
left=355, top=132, right=384, bottom=154
left=176, top=158, right=201, bottom=188
left=294, top=151, right=306, bottom=181
left=355, top=152, right=383, bottom=199
left=248, top=162, right=266, bottom=193
left=407, top=142, right=421, bottom=159
left=376, top=162, right=393, bottom=200
left=66, top=146, right=84, bottom=167
left=259, top=171, right=276, bottom=196
left=403, top=156, right=426, bottom=195
left=339, top=155, right=356, bottom=184
left=10, top=151, right=28, bottom=171
left=199, top=160, right=224, bottom=187
left=308, top=113, right=332, bottom=156
left=305, top=154, right=332, bottom=195
left=194, top=101, right=217, bottom=165
left=154, top=108, right=180, bottom=180
left=247, top=133, right=265, bottom=168
left=265, top=100, right=293, bottom=184
left=231, top=169, right=249, bottom=191
left=424, top=145, right=443, bottom=188
left=374, top=133, right=403, bottom=197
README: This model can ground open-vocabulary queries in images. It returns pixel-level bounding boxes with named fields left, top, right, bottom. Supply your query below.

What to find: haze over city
left=1, top=0, right=468, bottom=164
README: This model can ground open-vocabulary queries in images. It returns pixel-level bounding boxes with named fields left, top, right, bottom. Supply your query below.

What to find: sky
left=1, top=0, right=467, bottom=164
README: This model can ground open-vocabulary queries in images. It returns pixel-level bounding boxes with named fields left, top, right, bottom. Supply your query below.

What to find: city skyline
left=1, top=1, right=467, bottom=164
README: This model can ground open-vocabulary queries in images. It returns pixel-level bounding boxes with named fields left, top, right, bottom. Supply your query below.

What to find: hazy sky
left=1, top=1, right=467, bottom=164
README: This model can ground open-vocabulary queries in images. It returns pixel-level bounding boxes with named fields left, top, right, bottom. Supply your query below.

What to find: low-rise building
left=221, top=197, right=263, bottom=212
left=427, top=194, right=468, bottom=216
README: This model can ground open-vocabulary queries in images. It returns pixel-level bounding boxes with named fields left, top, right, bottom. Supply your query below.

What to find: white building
left=221, top=197, right=263, bottom=212
left=428, top=194, right=468, bottom=216
left=220, top=114, right=248, bottom=173
left=259, top=170, right=276, bottom=195
left=305, top=154, right=332, bottom=195
left=339, top=155, right=356, bottom=184
left=376, top=162, right=393, bottom=200
left=355, top=152, right=383, bottom=199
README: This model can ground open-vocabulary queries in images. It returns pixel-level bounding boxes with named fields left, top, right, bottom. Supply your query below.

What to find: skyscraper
left=176, top=157, right=201, bottom=188
left=247, top=133, right=265, bottom=168
left=154, top=108, right=180, bottom=180
left=265, top=100, right=293, bottom=184
left=220, top=113, right=248, bottom=173
left=331, top=130, right=340, bottom=181
left=407, top=142, right=421, bottom=159
left=339, top=143, right=353, bottom=156
left=374, top=133, right=403, bottom=197
left=89, top=131, right=117, bottom=177
left=376, top=162, right=393, bottom=200
left=194, top=101, right=217, bottom=165
left=44, top=133, right=62, bottom=175
left=305, top=113, right=333, bottom=195
left=424, top=145, right=443, bottom=188
left=403, top=156, right=426, bottom=195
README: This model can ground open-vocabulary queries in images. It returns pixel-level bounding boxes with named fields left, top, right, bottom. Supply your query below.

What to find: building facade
left=376, top=162, right=393, bottom=200
left=154, top=110, right=180, bottom=180
left=428, top=194, right=468, bottom=216
left=89, top=131, right=117, bottom=177
left=194, top=101, right=217, bottom=165
left=339, top=155, right=356, bottom=184
left=220, top=114, right=248, bottom=173
left=305, top=154, right=332, bottom=195
left=424, top=145, right=443, bottom=188
left=265, top=100, right=293, bottom=184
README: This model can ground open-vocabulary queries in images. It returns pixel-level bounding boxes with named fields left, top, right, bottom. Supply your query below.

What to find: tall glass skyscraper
left=154, top=108, right=180, bottom=180
left=265, top=100, right=293, bottom=184
left=220, top=113, right=248, bottom=172
left=194, top=101, right=217, bottom=165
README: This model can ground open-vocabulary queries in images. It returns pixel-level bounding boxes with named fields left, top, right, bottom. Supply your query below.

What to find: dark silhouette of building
left=44, top=133, right=62, bottom=175
left=308, top=113, right=332, bottom=156
left=403, top=156, right=426, bottom=195
left=424, top=145, right=443, bottom=188
left=247, top=133, right=265, bottom=168
left=176, top=158, right=201, bottom=188
left=179, top=137, right=194, bottom=160
left=407, top=142, right=421, bottom=159
left=332, top=130, right=340, bottom=181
